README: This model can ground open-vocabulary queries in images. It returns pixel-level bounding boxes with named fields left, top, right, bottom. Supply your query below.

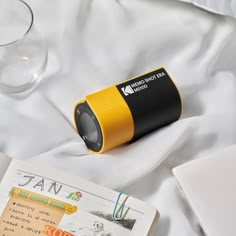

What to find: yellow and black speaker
left=74, top=68, right=182, bottom=153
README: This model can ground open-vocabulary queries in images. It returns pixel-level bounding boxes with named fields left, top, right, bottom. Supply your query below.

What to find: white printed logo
left=121, top=85, right=134, bottom=96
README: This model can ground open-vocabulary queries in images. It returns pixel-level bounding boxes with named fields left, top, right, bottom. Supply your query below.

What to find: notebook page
left=0, top=160, right=158, bottom=236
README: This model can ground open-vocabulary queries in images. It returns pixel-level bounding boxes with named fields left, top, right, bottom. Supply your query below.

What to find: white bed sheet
left=181, top=0, right=236, bottom=17
left=1, top=0, right=236, bottom=235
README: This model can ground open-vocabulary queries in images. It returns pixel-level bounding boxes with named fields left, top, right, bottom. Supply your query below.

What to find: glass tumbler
left=0, top=0, right=48, bottom=94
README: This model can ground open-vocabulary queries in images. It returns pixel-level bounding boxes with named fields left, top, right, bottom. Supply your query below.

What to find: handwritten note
left=0, top=187, right=77, bottom=236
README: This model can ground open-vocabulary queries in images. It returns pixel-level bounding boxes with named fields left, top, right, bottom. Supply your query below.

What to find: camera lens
left=75, top=102, right=103, bottom=152
left=79, top=113, right=98, bottom=143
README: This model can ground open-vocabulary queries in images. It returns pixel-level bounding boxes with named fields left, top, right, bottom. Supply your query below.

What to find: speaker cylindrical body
left=74, top=67, right=182, bottom=153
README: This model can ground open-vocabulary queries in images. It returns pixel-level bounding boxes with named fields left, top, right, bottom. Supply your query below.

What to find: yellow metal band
left=86, top=86, right=134, bottom=153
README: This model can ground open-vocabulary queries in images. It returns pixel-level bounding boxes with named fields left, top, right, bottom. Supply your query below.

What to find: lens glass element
left=75, top=102, right=103, bottom=152
left=79, top=112, right=98, bottom=143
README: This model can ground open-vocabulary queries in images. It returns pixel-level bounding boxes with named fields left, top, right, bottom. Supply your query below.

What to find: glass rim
left=0, top=0, right=34, bottom=47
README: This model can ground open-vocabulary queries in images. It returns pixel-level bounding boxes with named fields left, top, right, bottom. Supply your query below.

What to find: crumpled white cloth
left=181, top=0, right=236, bottom=17
left=1, top=0, right=236, bottom=235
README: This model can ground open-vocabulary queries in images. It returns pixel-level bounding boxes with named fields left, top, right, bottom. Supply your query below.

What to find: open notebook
left=0, top=155, right=158, bottom=236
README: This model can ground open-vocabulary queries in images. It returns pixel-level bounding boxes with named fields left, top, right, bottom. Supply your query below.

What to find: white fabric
left=181, top=0, right=236, bottom=17
left=0, top=153, right=11, bottom=181
left=1, top=0, right=236, bottom=235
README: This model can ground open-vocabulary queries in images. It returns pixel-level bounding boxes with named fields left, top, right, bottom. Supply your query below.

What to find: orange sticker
left=65, top=204, right=77, bottom=215
left=43, top=225, right=73, bottom=236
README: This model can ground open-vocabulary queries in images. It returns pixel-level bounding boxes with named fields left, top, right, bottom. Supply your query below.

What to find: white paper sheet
left=173, top=145, right=236, bottom=236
